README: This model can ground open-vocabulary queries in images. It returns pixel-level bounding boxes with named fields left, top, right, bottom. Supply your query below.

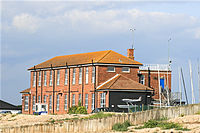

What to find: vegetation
left=83, top=112, right=114, bottom=120
left=68, top=104, right=87, bottom=114
left=112, top=121, right=131, bottom=131
left=135, top=118, right=190, bottom=131
left=196, top=111, right=200, bottom=115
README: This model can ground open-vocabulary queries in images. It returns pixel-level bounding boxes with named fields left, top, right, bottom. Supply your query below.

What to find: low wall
left=1, top=104, right=200, bottom=133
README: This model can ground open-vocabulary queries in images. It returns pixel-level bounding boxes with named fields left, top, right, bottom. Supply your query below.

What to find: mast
left=178, top=67, right=182, bottom=106
left=166, top=38, right=171, bottom=106
left=158, top=64, right=161, bottom=108
left=181, top=68, right=188, bottom=105
left=198, top=59, right=200, bottom=103
left=189, top=60, right=195, bottom=104
left=130, top=28, right=136, bottom=49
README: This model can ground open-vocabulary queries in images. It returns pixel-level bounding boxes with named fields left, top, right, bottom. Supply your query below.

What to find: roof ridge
left=97, top=50, right=112, bottom=63
left=107, top=74, right=121, bottom=89
left=97, top=74, right=120, bottom=89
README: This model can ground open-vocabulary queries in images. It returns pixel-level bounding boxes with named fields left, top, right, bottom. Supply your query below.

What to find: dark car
left=92, top=107, right=111, bottom=113
left=0, top=111, right=12, bottom=114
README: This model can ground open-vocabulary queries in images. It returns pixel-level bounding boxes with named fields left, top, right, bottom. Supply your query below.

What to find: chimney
left=127, top=48, right=135, bottom=60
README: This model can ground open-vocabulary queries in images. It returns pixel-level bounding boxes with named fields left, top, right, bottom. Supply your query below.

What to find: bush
left=112, top=121, right=131, bottom=131
left=68, top=105, right=87, bottom=114
left=75, top=106, right=87, bottom=114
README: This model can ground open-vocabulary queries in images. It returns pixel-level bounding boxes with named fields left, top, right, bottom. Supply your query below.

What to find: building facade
left=20, top=49, right=169, bottom=114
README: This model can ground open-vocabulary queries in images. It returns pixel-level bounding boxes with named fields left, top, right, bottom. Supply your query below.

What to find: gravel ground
left=0, top=113, right=88, bottom=128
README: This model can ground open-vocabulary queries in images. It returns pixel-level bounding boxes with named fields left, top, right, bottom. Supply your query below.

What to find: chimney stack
left=127, top=48, right=135, bottom=60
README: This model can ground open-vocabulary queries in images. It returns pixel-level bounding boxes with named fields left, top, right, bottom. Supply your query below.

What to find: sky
left=1, top=0, right=200, bottom=105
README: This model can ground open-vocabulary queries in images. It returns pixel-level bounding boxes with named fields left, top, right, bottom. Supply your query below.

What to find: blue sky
left=1, top=1, right=200, bottom=105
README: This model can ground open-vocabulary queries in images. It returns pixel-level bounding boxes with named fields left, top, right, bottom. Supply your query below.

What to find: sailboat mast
left=181, top=68, right=188, bottom=105
left=158, top=64, right=161, bottom=108
left=179, top=67, right=182, bottom=106
left=198, top=59, right=200, bottom=103
left=189, top=60, right=195, bottom=104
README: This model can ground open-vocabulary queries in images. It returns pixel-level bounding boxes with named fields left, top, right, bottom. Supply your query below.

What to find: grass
left=47, top=112, right=114, bottom=123
left=83, top=112, right=114, bottom=120
left=196, top=111, right=200, bottom=115
left=112, top=121, right=131, bottom=131
left=135, top=118, right=190, bottom=131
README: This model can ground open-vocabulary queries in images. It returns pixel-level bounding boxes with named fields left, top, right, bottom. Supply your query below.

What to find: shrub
left=68, top=106, right=78, bottom=114
left=112, top=121, right=131, bottom=131
left=75, top=106, right=87, bottom=114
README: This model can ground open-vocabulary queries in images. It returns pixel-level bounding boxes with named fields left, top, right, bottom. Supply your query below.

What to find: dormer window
left=107, top=66, right=115, bottom=72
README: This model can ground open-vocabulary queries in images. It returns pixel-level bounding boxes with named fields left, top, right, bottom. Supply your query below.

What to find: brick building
left=20, top=49, right=170, bottom=114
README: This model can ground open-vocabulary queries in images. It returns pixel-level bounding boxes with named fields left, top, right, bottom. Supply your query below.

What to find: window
left=24, top=96, right=29, bottom=111
left=49, top=71, right=53, bottom=86
left=38, top=95, right=41, bottom=103
left=85, top=67, right=88, bottom=84
left=56, top=95, right=59, bottom=111
left=64, top=69, right=68, bottom=85
left=72, top=68, right=76, bottom=84
left=140, top=75, right=145, bottom=85
left=100, top=93, right=106, bottom=107
left=79, top=94, right=81, bottom=104
left=64, top=95, right=67, bottom=110
left=85, top=94, right=88, bottom=110
left=122, top=67, right=130, bottom=73
left=92, top=67, right=95, bottom=83
left=57, top=70, right=60, bottom=85
left=44, top=71, right=47, bottom=86
left=72, top=94, right=76, bottom=106
left=107, top=66, right=115, bottom=72
left=32, top=96, right=35, bottom=111
left=38, top=71, right=41, bottom=86
left=44, top=95, right=47, bottom=103
left=79, top=68, right=82, bottom=84
left=91, top=93, right=95, bottom=111
left=33, top=72, right=36, bottom=87
left=49, top=95, right=52, bottom=110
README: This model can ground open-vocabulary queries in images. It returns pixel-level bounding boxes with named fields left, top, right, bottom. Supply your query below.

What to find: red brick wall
left=140, top=70, right=171, bottom=100
left=23, top=65, right=140, bottom=114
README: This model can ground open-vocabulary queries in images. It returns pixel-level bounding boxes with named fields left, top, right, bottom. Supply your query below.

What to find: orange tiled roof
left=20, top=88, right=31, bottom=93
left=28, top=50, right=142, bottom=70
left=97, top=74, right=153, bottom=91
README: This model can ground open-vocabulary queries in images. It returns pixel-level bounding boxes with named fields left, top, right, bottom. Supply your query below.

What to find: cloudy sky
left=1, top=1, right=200, bottom=105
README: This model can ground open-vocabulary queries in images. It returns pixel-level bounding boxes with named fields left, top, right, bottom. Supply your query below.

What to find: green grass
left=135, top=118, right=190, bottom=131
left=112, top=121, right=131, bottom=131
left=196, top=111, right=200, bottom=115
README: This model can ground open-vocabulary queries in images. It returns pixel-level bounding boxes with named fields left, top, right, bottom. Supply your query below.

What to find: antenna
left=130, top=28, right=136, bottom=49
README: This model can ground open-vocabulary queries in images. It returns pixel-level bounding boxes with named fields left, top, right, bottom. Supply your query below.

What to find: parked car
left=0, top=111, right=12, bottom=114
left=92, top=107, right=111, bottom=113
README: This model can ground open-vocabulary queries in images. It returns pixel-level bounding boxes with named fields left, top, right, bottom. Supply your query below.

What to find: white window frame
left=92, top=93, right=95, bottom=111
left=38, top=71, right=41, bottom=86
left=57, top=70, right=60, bottom=85
left=64, top=69, right=68, bottom=85
left=107, top=66, right=115, bottom=72
left=56, top=94, right=59, bottom=111
left=49, top=95, right=52, bottom=110
left=38, top=95, right=41, bottom=103
left=64, top=94, right=67, bottom=110
left=92, top=67, right=95, bottom=83
left=72, top=94, right=76, bottom=106
left=79, top=94, right=82, bottom=103
left=140, top=75, right=145, bottom=85
left=85, top=94, right=88, bottom=110
left=85, top=67, right=89, bottom=84
left=32, top=96, right=35, bottom=111
left=33, top=72, right=36, bottom=87
left=79, top=68, right=82, bottom=84
left=122, top=67, right=130, bottom=73
left=44, top=71, right=47, bottom=86
left=72, top=68, right=76, bottom=84
left=100, top=93, right=106, bottom=107
left=44, top=95, right=47, bottom=103
left=49, top=71, right=53, bottom=86
left=24, top=96, right=29, bottom=111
